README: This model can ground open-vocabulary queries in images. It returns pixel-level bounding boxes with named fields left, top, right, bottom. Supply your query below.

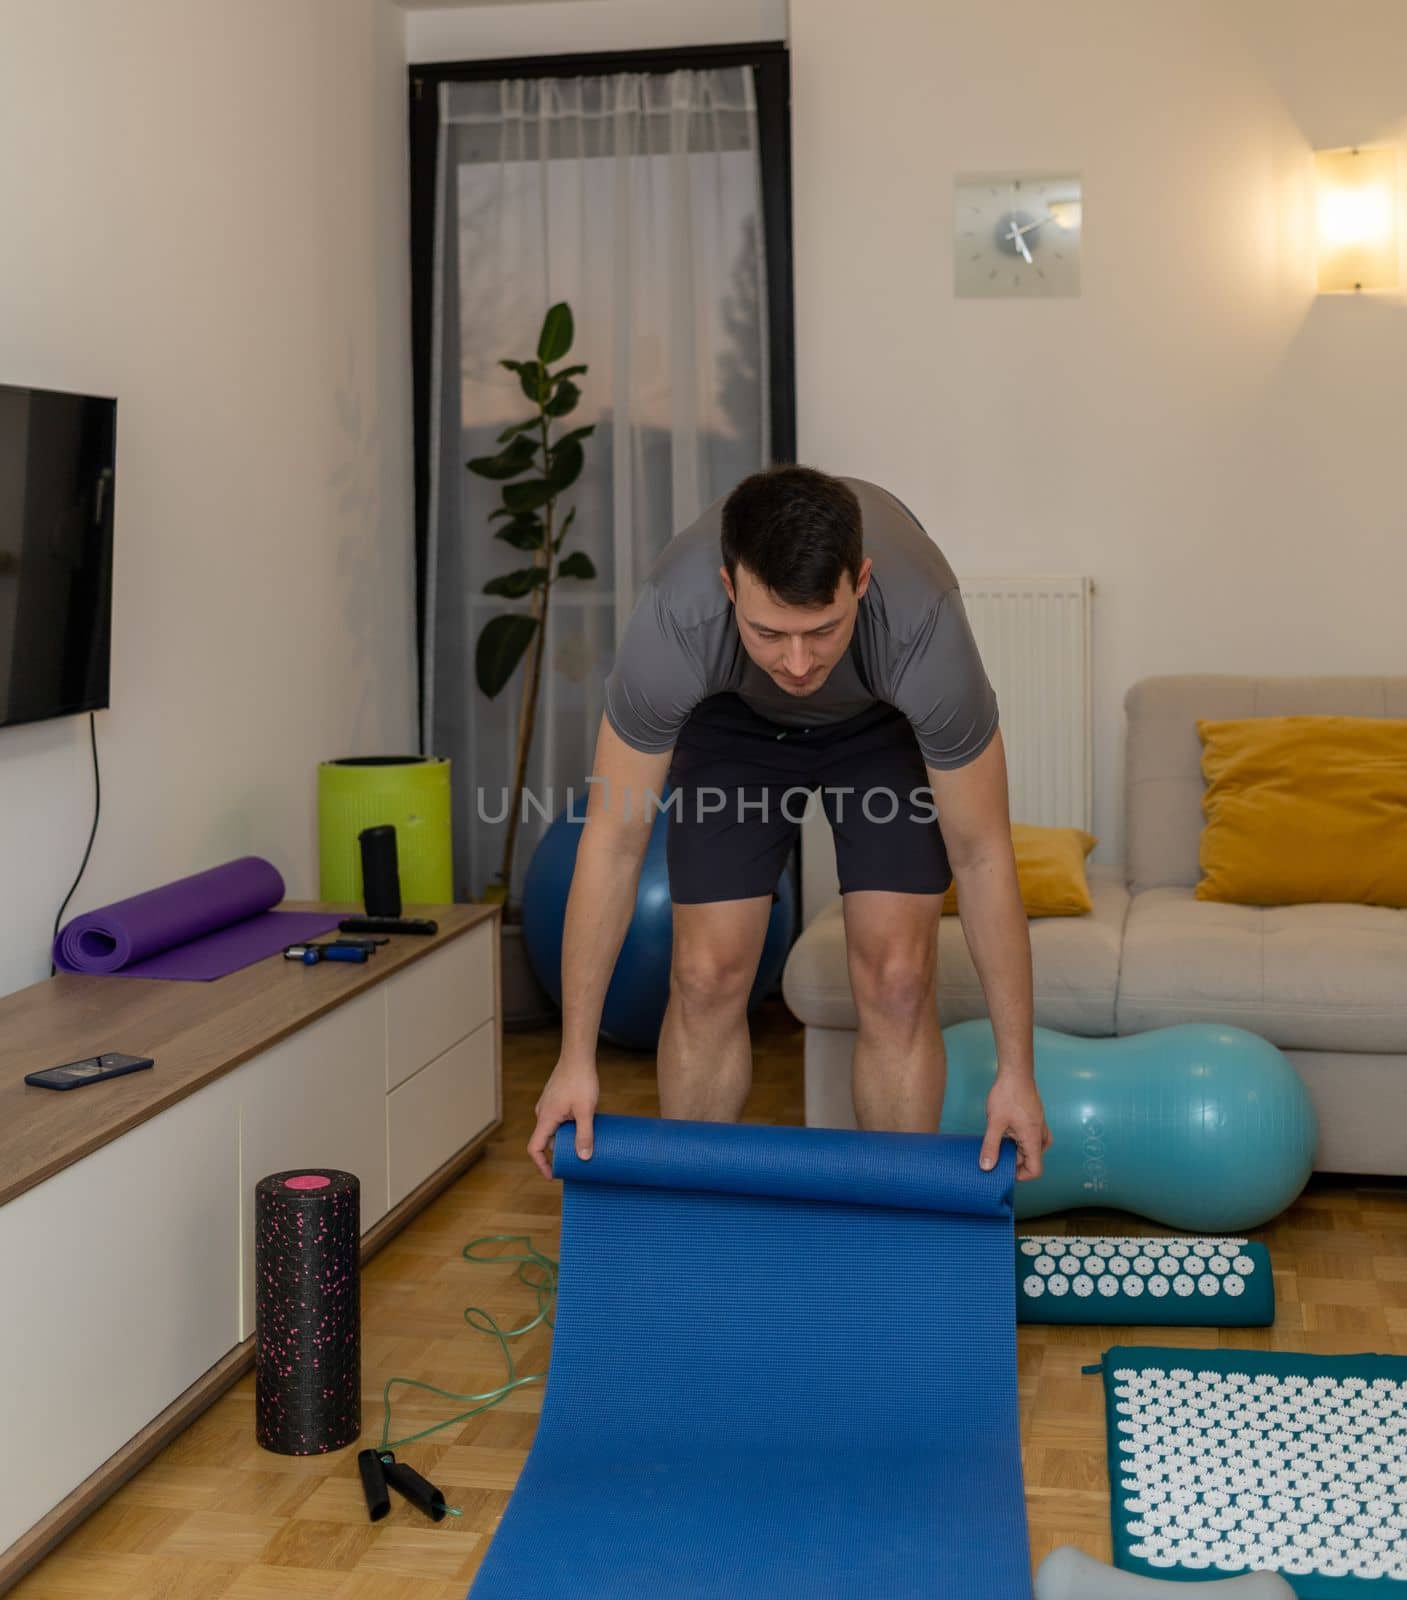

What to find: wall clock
left=954, top=173, right=1082, bottom=297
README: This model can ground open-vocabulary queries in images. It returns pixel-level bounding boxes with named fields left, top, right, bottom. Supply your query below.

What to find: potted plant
left=468, top=302, right=596, bottom=1023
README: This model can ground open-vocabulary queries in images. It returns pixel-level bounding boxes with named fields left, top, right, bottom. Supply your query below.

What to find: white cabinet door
left=235, top=986, right=389, bottom=1339
left=0, top=1076, right=241, bottom=1555
left=387, top=1019, right=498, bottom=1208
left=385, top=925, right=495, bottom=1090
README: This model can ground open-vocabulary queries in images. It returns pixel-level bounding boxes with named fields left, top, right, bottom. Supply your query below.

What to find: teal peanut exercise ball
left=939, top=1022, right=1317, bottom=1231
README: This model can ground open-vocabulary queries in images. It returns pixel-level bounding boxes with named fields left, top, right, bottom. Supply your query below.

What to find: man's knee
left=848, top=946, right=935, bottom=1023
left=669, top=944, right=756, bottom=1012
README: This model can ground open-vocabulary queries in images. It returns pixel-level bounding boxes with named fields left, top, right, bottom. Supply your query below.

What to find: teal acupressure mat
left=1095, top=1346, right=1407, bottom=1596
left=1017, top=1237, right=1275, bottom=1326
left=467, top=1114, right=1034, bottom=1599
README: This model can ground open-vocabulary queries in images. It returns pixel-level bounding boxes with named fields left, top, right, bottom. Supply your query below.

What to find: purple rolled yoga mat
left=52, top=856, right=343, bottom=982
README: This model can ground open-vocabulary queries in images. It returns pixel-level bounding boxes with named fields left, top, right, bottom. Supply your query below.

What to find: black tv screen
left=0, top=383, right=116, bottom=729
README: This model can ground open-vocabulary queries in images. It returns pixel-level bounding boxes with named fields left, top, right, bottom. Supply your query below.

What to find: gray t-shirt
left=603, top=476, right=999, bottom=769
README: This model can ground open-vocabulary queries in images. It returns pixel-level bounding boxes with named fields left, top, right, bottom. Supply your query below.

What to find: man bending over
left=527, top=465, right=1049, bottom=1183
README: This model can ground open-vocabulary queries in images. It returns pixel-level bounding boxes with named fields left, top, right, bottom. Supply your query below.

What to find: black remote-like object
left=339, top=916, right=438, bottom=936
left=25, top=1051, right=154, bottom=1091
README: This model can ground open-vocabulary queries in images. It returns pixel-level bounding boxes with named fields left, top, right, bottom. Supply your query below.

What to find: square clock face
left=955, top=173, right=1082, bottom=297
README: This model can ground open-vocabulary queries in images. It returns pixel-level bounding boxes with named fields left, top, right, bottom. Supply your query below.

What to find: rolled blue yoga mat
left=468, top=1114, right=1034, bottom=1599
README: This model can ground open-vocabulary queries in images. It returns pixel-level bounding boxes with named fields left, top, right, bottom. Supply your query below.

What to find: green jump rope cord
left=375, top=1233, right=558, bottom=1515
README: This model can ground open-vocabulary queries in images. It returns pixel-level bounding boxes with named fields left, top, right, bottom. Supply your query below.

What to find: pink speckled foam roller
left=254, top=1169, right=361, bottom=1454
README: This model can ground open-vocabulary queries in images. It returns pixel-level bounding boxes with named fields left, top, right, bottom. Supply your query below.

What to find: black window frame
left=406, top=40, right=796, bottom=696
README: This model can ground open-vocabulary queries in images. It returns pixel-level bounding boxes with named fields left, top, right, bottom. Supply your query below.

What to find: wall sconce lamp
left=1315, top=145, right=1398, bottom=293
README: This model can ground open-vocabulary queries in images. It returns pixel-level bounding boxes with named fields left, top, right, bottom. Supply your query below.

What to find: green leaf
left=552, top=424, right=595, bottom=448
left=466, top=434, right=538, bottom=480
left=500, top=358, right=547, bottom=405
left=537, top=303, right=574, bottom=364
left=544, top=379, right=580, bottom=418
left=496, top=417, right=541, bottom=444
left=503, top=478, right=555, bottom=515
left=494, top=515, right=546, bottom=551
left=546, top=436, right=584, bottom=493
left=553, top=506, right=577, bottom=551
left=483, top=566, right=547, bottom=599
left=550, top=364, right=588, bottom=384
left=557, top=550, right=596, bottom=581
left=475, top=614, right=538, bottom=699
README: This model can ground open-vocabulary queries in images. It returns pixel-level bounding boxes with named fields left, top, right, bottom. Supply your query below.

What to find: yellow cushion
left=1196, top=715, right=1407, bottom=908
left=944, top=823, right=1097, bottom=918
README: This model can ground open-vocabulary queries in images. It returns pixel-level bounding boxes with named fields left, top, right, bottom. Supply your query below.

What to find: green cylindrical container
left=318, top=756, right=453, bottom=906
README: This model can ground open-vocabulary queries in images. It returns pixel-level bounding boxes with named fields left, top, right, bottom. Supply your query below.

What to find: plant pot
left=499, top=920, right=558, bottom=1032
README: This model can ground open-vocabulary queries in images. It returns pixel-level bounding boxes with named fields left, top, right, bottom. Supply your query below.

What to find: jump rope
left=359, top=1233, right=558, bottom=1523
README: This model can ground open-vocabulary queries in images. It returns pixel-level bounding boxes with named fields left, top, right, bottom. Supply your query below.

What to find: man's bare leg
left=657, top=895, right=773, bottom=1122
left=842, top=889, right=946, bottom=1132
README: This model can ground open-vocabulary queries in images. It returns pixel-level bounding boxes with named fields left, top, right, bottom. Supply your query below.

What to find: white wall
left=404, top=0, right=786, bottom=64
left=790, top=0, right=1407, bottom=861
left=405, top=0, right=1407, bottom=867
left=0, top=0, right=416, bottom=999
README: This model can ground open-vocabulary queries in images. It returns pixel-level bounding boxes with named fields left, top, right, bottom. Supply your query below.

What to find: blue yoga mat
left=468, top=1114, right=1033, bottom=1600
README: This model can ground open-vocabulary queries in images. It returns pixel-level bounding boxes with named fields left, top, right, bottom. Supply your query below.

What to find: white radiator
left=959, top=574, right=1093, bottom=831
left=798, top=573, right=1093, bottom=924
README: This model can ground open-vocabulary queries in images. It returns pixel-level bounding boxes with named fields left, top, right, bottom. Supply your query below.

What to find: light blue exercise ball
left=521, top=789, right=798, bottom=1051
left=939, top=1021, right=1318, bottom=1231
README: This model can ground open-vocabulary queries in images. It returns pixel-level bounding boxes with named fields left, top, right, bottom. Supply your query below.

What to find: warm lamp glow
left=1315, top=145, right=1398, bottom=292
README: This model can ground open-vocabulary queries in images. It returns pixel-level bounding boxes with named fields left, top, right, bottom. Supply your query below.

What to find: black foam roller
left=254, top=1168, right=361, bottom=1454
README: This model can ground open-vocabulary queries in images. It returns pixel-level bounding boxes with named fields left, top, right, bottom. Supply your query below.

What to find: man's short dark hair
left=720, top=465, right=863, bottom=607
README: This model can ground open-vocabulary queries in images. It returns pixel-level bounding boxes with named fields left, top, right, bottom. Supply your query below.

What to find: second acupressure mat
left=468, top=1114, right=1034, bottom=1600
left=1095, top=1345, right=1407, bottom=1595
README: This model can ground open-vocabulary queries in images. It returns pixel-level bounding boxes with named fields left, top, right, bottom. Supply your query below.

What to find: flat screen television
left=0, top=382, right=116, bottom=730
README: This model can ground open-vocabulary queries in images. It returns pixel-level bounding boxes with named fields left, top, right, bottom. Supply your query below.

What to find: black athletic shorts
left=664, top=692, right=952, bottom=905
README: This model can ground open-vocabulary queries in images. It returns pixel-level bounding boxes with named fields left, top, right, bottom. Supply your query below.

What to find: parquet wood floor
left=14, top=998, right=1405, bottom=1597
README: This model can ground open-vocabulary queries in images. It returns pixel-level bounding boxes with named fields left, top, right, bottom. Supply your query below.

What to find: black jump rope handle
left=383, top=1457, right=449, bottom=1521
left=358, top=1449, right=391, bottom=1522
left=358, top=1448, right=449, bottom=1524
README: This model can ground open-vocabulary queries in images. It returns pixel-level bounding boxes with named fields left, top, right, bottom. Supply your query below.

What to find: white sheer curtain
left=423, top=68, right=770, bottom=903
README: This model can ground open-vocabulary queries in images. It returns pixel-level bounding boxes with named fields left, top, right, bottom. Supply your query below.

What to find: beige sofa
left=781, top=674, right=1407, bottom=1175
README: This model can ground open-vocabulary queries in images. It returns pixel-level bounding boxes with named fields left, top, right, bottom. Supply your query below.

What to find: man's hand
left=527, top=1055, right=599, bottom=1182
left=980, top=1073, right=1051, bottom=1181
left=928, top=734, right=1046, bottom=1182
